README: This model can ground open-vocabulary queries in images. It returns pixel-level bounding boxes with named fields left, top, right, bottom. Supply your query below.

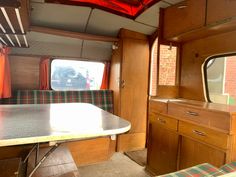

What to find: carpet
left=124, top=149, right=147, bottom=167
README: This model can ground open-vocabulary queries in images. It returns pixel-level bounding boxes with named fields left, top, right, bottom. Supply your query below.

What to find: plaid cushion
left=0, top=90, right=113, bottom=113
left=158, top=163, right=225, bottom=177
left=220, top=162, right=236, bottom=173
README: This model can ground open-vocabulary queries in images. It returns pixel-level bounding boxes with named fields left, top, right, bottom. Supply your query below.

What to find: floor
left=28, top=146, right=151, bottom=177
left=78, top=153, right=151, bottom=177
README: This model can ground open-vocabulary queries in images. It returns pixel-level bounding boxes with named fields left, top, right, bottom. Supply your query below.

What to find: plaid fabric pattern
left=158, top=163, right=225, bottom=177
left=220, top=162, right=236, bottom=173
left=0, top=90, right=114, bottom=113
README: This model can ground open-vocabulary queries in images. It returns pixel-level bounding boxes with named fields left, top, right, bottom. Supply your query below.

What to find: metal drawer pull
left=157, top=118, right=166, bottom=124
left=193, top=130, right=206, bottom=137
left=186, top=111, right=199, bottom=116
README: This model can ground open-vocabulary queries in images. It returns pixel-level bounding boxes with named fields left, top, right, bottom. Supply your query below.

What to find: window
left=204, top=54, right=236, bottom=105
left=51, top=59, right=104, bottom=90
left=158, top=44, right=177, bottom=86
left=149, top=41, right=178, bottom=96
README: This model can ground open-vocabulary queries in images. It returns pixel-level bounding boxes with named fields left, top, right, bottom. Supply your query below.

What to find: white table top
left=0, top=103, right=131, bottom=147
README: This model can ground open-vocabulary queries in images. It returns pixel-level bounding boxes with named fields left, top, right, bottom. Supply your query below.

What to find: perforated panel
left=86, top=9, right=156, bottom=36
left=135, top=1, right=170, bottom=27
left=31, top=2, right=91, bottom=32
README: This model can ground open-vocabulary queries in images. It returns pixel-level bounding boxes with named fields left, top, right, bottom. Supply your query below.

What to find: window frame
left=203, top=53, right=236, bottom=103
left=50, top=58, right=105, bottom=91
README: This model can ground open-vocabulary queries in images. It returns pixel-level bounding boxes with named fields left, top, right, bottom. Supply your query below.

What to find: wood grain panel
left=0, top=158, right=21, bottom=177
left=180, top=137, right=226, bottom=169
left=120, top=37, right=149, bottom=133
left=27, top=145, right=78, bottom=177
left=163, top=0, right=206, bottom=39
left=180, top=30, right=236, bottom=101
left=119, top=28, right=148, bottom=40
left=9, top=55, right=40, bottom=90
left=149, top=99, right=168, bottom=115
left=149, top=113, right=178, bottom=131
left=179, top=121, right=229, bottom=150
left=117, top=133, right=146, bottom=152
left=207, top=0, right=236, bottom=25
left=66, top=137, right=111, bottom=166
left=0, top=145, right=32, bottom=160
left=168, top=102, right=230, bottom=132
left=156, top=85, right=179, bottom=98
left=146, top=123, right=179, bottom=175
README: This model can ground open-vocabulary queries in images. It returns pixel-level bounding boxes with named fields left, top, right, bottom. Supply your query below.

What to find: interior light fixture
left=1, top=7, right=15, bottom=33
left=0, top=37, right=7, bottom=45
left=15, top=8, right=24, bottom=33
left=6, top=34, right=15, bottom=46
left=0, top=23, right=6, bottom=33
left=14, top=34, right=21, bottom=47
left=23, top=35, right=28, bottom=47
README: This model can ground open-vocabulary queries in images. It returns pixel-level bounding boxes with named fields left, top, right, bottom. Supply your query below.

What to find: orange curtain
left=0, top=48, right=11, bottom=98
left=39, top=57, right=50, bottom=90
left=100, top=61, right=110, bottom=89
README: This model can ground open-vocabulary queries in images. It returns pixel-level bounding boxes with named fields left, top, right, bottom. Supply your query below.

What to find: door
left=179, top=137, right=226, bottom=169
left=147, top=122, right=179, bottom=175
left=120, top=38, right=149, bottom=133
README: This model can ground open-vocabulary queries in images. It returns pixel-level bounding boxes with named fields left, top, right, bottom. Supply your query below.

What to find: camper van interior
left=1, top=0, right=236, bottom=177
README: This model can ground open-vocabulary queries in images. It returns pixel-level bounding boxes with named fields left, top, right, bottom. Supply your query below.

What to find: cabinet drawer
left=149, top=113, right=178, bottom=131
left=168, top=103, right=230, bottom=132
left=149, top=100, right=167, bottom=114
left=179, top=121, right=229, bottom=150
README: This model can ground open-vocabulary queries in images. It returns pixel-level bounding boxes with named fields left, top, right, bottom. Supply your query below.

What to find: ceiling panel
left=27, top=31, right=83, bottom=45
left=30, top=2, right=91, bottom=32
left=82, top=40, right=112, bottom=60
left=11, top=40, right=83, bottom=58
left=163, top=0, right=184, bottom=5
left=11, top=32, right=112, bottom=61
left=135, top=1, right=170, bottom=27
left=86, top=9, right=156, bottom=36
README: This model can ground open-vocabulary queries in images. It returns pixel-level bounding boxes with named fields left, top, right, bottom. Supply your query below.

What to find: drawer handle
left=157, top=118, right=166, bottom=124
left=186, top=111, right=199, bottom=116
left=193, top=130, right=206, bottom=137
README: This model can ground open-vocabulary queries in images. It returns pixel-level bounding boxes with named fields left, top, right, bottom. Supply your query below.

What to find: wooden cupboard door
left=163, top=0, right=206, bottom=39
left=207, top=0, right=236, bottom=25
left=120, top=38, right=149, bottom=133
left=147, top=123, right=179, bottom=175
left=180, top=137, right=226, bottom=169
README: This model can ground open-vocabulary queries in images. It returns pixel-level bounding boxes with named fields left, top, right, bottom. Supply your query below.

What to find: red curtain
left=100, top=62, right=110, bottom=90
left=39, top=57, right=50, bottom=90
left=0, top=48, right=11, bottom=98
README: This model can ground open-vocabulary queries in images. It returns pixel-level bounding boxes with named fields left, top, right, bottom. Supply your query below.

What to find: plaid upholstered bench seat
left=220, top=162, right=236, bottom=174
left=0, top=90, right=114, bottom=113
left=157, top=163, right=225, bottom=177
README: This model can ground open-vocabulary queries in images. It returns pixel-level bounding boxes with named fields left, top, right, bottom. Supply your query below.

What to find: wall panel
left=9, top=55, right=41, bottom=90
left=180, top=30, right=236, bottom=100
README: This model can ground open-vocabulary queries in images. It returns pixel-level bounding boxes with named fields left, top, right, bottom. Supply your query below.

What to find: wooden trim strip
left=30, top=26, right=119, bottom=42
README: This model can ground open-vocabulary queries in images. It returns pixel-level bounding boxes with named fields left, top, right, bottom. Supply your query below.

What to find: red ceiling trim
left=45, top=0, right=162, bottom=19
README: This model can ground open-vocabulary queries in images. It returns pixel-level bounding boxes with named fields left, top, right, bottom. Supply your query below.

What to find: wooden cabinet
left=147, top=122, right=179, bottom=175
left=163, top=0, right=206, bottom=40
left=161, top=0, right=236, bottom=42
left=147, top=99, right=236, bottom=175
left=207, top=0, right=236, bottom=25
left=109, top=29, right=149, bottom=152
left=179, top=137, right=226, bottom=169
left=147, top=101, right=179, bottom=175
